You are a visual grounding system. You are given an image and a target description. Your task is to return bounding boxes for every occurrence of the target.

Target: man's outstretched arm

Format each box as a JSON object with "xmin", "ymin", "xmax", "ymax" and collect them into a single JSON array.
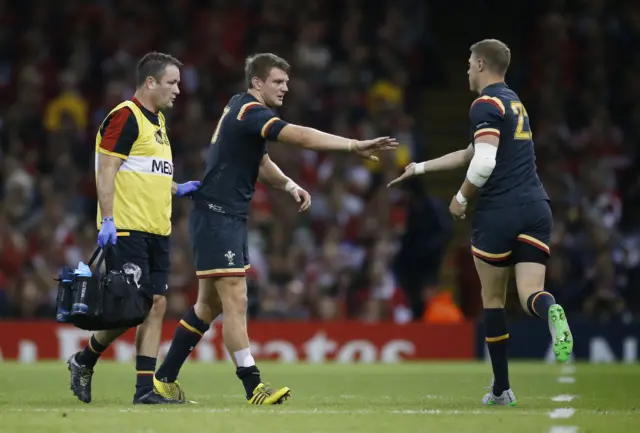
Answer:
[
  {"xmin": 387, "ymin": 144, "xmax": 475, "ymax": 187},
  {"xmin": 240, "ymin": 104, "xmax": 398, "ymax": 161}
]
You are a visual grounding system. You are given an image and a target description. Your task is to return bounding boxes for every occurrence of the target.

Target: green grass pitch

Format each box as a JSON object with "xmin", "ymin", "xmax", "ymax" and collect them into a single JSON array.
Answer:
[{"xmin": 0, "ymin": 361, "xmax": 638, "ymax": 433}]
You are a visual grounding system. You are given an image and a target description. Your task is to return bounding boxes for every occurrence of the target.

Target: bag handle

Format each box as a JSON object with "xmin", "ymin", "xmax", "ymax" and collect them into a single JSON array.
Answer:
[
  {"xmin": 87, "ymin": 245, "xmax": 115, "ymax": 278},
  {"xmin": 87, "ymin": 247, "xmax": 102, "ymax": 267}
]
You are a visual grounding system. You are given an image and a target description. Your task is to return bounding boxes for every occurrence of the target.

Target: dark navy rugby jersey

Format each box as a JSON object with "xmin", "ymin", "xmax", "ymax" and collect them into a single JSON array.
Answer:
[
  {"xmin": 469, "ymin": 82, "xmax": 548, "ymax": 209},
  {"xmin": 194, "ymin": 93, "xmax": 288, "ymax": 218}
]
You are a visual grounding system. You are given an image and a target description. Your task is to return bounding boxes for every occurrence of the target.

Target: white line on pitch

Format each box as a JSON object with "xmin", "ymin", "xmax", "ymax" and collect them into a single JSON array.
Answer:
[
  {"xmin": 557, "ymin": 376, "xmax": 576, "ymax": 384},
  {"xmin": 561, "ymin": 365, "xmax": 576, "ymax": 375},
  {"xmin": 549, "ymin": 427, "xmax": 578, "ymax": 433},
  {"xmin": 551, "ymin": 394, "xmax": 576, "ymax": 402},
  {"xmin": 9, "ymin": 407, "xmax": 618, "ymax": 416},
  {"xmin": 548, "ymin": 408, "xmax": 576, "ymax": 419},
  {"xmin": 2, "ymin": 408, "xmax": 540, "ymax": 415},
  {"xmin": 392, "ymin": 410, "xmax": 498, "ymax": 415}
]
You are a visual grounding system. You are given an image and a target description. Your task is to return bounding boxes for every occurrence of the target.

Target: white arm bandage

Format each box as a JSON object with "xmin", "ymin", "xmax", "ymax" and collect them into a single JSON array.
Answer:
[{"xmin": 466, "ymin": 142, "xmax": 497, "ymax": 187}]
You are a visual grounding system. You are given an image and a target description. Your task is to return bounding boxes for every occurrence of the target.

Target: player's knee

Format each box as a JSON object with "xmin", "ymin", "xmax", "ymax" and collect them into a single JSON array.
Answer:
[
  {"xmin": 194, "ymin": 301, "xmax": 216, "ymax": 323},
  {"xmin": 148, "ymin": 295, "xmax": 167, "ymax": 321},
  {"xmin": 481, "ymin": 288, "xmax": 506, "ymax": 309},
  {"xmin": 195, "ymin": 279, "xmax": 223, "ymax": 320},
  {"xmin": 201, "ymin": 289, "xmax": 222, "ymax": 312},
  {"xmin": 218, "ymin": 280, "xmax": 248, "ymax": 316},
  {"xmin": 224, "ymin": 291, "xmax": 248, "ymax": 317}
]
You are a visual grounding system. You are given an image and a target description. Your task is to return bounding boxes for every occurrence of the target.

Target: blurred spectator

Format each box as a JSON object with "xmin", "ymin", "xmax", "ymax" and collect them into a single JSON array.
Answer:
[{"xmin": 44, "ymin": 69, "xmax": 88, "ymax": 134}]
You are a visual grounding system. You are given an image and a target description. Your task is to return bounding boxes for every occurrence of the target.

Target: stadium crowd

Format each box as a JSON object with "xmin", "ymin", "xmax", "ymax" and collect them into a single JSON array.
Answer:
[
  {"xmin": 522, "ymin": 0, "xmax": 640, "ymax": 321},
  {"xmin": 0, "ymin": 0, "xmax": 639, "ymax": 322}
]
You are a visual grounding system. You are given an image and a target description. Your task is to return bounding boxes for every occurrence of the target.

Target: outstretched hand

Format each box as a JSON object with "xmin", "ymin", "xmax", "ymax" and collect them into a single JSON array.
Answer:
[
  {"xmin": 387, "ymin": 162, "xmax": 418, "ymax": 188},
  {"xmin": 353, "ymin": 137, "xmax": 399, "ymax": 161},
  {"xmin": 290, "ymin": 186, "xmax": 312, "ymax": 212}
]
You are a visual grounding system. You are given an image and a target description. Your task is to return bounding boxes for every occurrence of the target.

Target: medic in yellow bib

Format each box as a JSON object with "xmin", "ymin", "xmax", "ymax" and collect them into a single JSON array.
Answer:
[{"xmin": 67, "ymin": 52, "xmax": 200, "ymax": 405}]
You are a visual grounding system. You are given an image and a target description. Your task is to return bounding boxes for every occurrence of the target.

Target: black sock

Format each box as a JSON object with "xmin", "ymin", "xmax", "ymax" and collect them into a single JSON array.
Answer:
[
  {"xmin": 135, "ymin": 356, "xmax": 156, "ymax": 396},
  {"xmin": 484, "ymin": 308, "xmax": 510, "ymax": 395},
  {"xmin": 236, "ymin": 365, "xmax": 262, "ymax": 399},
  {"xmin": 155, "ymin": 307, "xmax": 210, "ymax": 383},
  {"xmin": 527, "ymin": 291, "xmax": 556, "ymax": 319},
  {"xmin": 76, "ymin": 335, "xmax": 108, "ymax": 368}
]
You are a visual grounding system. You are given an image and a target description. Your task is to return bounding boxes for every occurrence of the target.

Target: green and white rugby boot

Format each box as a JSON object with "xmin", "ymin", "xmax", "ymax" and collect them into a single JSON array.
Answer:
[{"xmin": 549, "ymin": 304, "xmax": 573, "ymax": 363}]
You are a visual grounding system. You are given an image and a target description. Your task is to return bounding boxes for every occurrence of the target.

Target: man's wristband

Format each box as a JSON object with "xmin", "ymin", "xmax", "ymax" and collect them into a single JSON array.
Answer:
[
  {"xmin": 455, "ymin": 191, "xmax": 468, "ymax": 205},
  {"xmin": 414, "ymin": 162, "xmax": 426, "ymax": 175},
  {"xmin": 101, "ymin": 217, "xmax": 114, "ymax": 223},
  {"xmin": 284, "ymin": 180, "xmax": 299, "ymax": 193}
]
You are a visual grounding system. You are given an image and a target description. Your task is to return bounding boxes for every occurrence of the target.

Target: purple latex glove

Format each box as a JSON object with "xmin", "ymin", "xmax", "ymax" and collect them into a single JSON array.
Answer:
[
  {"xmin": 97, "ymin": 217, "xmax": 117, "ymax": 247},
  {"xmin": 176, "ymin": 181, "xmax": 201, "ymax": 197}
]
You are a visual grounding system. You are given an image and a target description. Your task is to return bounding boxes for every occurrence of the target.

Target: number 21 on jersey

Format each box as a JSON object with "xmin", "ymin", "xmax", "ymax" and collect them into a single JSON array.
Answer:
[
  {"xmin": 211, "ymin": 106, "xmax": 231, "ymax": 145},
  {"xmin": 510, "ymin": 101, "xmax": 533, "ymax": 140}
]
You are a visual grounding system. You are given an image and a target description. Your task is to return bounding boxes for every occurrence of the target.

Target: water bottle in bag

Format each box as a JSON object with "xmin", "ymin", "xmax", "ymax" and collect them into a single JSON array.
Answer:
[{"xmin": 70, "ymin": 261, "xmax": 93, "ymax": 315}]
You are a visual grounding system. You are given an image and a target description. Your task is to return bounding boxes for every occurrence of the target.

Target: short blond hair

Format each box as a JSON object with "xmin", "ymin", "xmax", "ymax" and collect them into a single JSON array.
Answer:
[{"xmin": 470, "ymin": 39, "xmax": 511, "ymax": 75}]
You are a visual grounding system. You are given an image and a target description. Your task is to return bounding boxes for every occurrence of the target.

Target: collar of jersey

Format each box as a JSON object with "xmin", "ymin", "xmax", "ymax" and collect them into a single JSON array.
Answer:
[{"xmin": 131, "ymin": 97, "xmax": 160, "ymax": 126}]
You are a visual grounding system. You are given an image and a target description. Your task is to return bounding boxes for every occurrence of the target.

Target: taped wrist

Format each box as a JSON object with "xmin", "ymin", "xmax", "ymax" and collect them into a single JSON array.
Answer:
[
  {"xmin": 456, "ymin": 191, "xmax": 468, "ymax": 205},
  {"xmin": 284, "ymin": 179, "xmax": 299, "ymax": 193},
  {"xmin": 466, "ymin": 142, "xmax": 497, "ymax": 187}
]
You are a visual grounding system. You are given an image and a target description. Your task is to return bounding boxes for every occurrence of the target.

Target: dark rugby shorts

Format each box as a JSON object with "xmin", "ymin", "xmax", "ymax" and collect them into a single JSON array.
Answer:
[
  {"xmin": 471, "ymin": 200, "xmax": 552, "ymax": 267},
  {"xmin": 105, "ymin": 230, "xmax": 170, "ymax": 296},
  {"xmin": 189, "ymin": 204, "xmax": 250, "ymax": 279}
]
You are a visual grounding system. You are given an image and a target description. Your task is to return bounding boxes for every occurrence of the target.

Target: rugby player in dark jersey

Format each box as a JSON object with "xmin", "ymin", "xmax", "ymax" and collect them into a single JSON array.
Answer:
[
  {"xmin": 388, "ymin": 39, "xmax": 573, "ymax": 406},
  {"xmin": 152, "ymin": 53, "xmax": 398, "ymax": 405}
]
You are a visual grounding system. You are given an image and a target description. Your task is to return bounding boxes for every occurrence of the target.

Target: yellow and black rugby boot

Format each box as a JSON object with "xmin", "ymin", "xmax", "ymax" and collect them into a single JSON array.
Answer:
[
  {"xmin": 247, "ymin": 383, "xmax": 291, "ymax": 405},
  {"xmin": 152, "ymin": 375, "xmax": 188, "ymax": 403}
]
